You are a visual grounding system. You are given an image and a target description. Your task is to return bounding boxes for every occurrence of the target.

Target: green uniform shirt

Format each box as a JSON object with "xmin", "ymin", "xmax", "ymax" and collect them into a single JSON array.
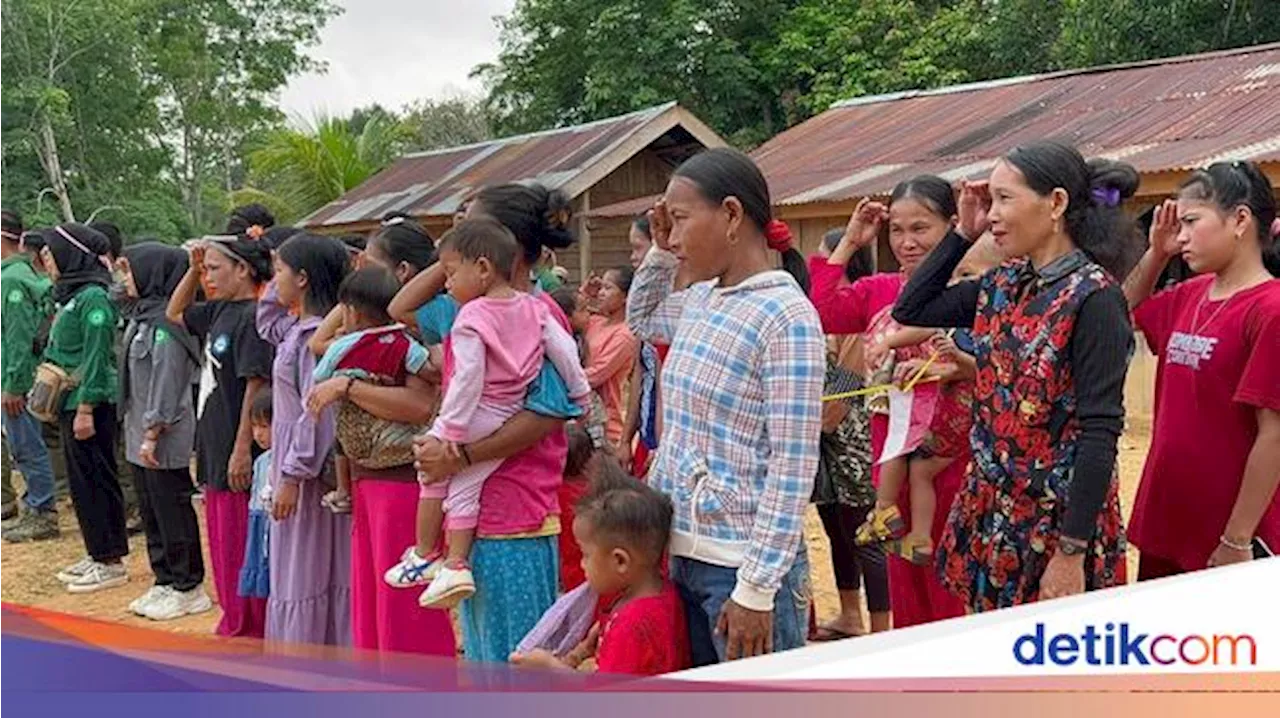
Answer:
[
  {"xmin": 43, "ymin": 284, "xmax": 119, "ymax": 409},
  {"xmin": 1, "ymin": 254, "xmax": 53, "ymax": 396}
]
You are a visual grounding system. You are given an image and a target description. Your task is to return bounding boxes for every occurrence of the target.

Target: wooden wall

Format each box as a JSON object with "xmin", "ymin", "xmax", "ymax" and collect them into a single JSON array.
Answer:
[
  {"xmin": 560, "ymin": 216, "xmax": 633, "ymax": 282},
  {"xmin": 561, "ymin": 148, "xmax": 676, "ymax": 282},
  {"xmin": 591, "ymin": 149, "xmax": 674, "ymax": 207}
]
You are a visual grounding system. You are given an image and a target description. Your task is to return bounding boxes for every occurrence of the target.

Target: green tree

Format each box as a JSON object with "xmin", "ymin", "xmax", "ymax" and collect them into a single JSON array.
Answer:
[
  {"xmin": 477, "ymin": 0, "xmax": 1280, "ymax": 148},
  {"xmin": 475, "ymin": 0, "xmax": 799, "ymax": 148},
  {"xmin": 139, "ymin": 0, "xmax": 340, "ymax": 231},
  {"xmin": 233, "ymin": 113, "xmax": 405, "ymax": 223},
  {"xmin": 399, "ymin": 94, "xmax": 494, "ymax": 152},
  {"xmin": 1, "ymin": 0, "xmax": 167, "ymax": 225}
]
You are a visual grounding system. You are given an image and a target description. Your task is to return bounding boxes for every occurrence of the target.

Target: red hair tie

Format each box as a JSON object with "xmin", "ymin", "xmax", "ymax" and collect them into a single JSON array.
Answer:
[
  {"xmin": 246, "ymin": 225, "xmax": 265, "ymax": 240},
  {"xmin": 1271, "ymin": 217, "xmax": 1280, "ymax": 239},
  {"xmin": 765, "ymin": 219, "xmax": 793, "ymax": 253}
]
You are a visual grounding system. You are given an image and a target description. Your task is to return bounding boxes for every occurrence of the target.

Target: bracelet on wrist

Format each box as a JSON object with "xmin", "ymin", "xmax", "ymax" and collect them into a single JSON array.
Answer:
[{"xmin": 1219, "ymin": 535, "xmax": 1252, "ymax": 552}]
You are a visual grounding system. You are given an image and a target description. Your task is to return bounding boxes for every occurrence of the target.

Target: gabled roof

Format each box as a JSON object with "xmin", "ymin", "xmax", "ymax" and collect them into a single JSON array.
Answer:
[
  {"xmin": 753, "ymin": 43, "xmax": 1280, "ymax": 205},
  {"xmin": 301, "ymin": 102, "xmax": 724, "ymax": 229}
]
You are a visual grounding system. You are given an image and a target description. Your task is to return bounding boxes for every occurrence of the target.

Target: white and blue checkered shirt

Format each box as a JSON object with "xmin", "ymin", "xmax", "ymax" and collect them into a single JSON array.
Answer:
[{"xmin": 626, "ymin": 247, "xmax": 824, "ymax": 611}]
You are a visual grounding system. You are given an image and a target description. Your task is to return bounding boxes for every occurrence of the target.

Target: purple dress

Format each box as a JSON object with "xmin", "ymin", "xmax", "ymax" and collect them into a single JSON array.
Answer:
[{"xmin": 257, "ymin": 284, "xmax": 352, "ymax": 646}]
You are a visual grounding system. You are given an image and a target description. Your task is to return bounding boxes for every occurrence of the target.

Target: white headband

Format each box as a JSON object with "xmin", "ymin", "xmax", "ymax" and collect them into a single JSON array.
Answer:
[{"xmin": 55, "ymin": 225, "xmax": 112, "ymax": 269}]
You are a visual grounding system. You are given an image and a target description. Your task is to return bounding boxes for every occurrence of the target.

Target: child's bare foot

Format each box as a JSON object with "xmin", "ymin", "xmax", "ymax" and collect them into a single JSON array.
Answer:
[{"xmin": 855, "ymin": 504, "xmax": 906, "ymax": 545}]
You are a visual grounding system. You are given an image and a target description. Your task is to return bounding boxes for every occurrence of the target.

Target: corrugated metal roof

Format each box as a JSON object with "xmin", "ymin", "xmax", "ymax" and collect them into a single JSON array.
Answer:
[
  {"xmin": 302, "ymin": 102, "xmax": 702, "ymax": 228},
  {"xmin": 755, "ymin": 43, "xmax": 1280, "ymax": 205}
]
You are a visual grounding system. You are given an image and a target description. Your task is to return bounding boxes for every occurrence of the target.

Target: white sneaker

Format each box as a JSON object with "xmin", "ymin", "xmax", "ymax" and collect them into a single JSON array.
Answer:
[
  {"xmin": 144, "ymin": 586, "xmax": 213, "ymax": 621},
  {"xmin": 55, "ymin": 556, "xmax": 95, "ymax": 584},
  {"xmin": 418, "ymin": 565, "xmax": 475, "ymax": 609},
  {"xmin": 384, "ymin": 546, "xmax": 443, "ymax": 588},
  {"xmin": 129, "ymin": 585, "xmax": 172, "ymax": 616},
  {"xmin": 65, "ymin": 561, "xmax": 129, "ymax": 594}
]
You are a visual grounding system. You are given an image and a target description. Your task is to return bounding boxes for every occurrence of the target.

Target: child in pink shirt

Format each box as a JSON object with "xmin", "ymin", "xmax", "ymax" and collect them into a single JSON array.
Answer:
[{"xmin": 388, "ymin": 219, "xmax": 591, "ymax": 609}]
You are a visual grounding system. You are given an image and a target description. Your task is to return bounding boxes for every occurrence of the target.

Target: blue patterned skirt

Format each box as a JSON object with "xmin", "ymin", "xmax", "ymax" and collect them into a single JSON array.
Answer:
[{"xmin": 459, "ymin": 535, "xmax": 559, "ymax": 663}]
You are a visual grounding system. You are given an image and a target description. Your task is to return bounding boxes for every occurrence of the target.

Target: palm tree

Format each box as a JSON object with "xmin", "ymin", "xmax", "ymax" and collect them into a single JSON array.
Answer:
[{"xmin": 231, "ymin": 112, "xmax": 407, "ymax": 223}]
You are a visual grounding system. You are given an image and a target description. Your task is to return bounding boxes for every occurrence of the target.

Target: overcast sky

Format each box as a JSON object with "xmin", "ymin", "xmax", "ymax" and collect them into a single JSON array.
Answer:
[{"xmin": 278, "ymin": 0, "xmax": 517, "ymax": 119}]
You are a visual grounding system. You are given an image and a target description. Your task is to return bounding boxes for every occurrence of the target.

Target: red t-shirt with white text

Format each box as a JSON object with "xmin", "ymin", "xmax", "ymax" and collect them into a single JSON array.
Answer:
[{"xmin": 1130, "ymin": 275, "xmax": 1280, "ymax": 570}]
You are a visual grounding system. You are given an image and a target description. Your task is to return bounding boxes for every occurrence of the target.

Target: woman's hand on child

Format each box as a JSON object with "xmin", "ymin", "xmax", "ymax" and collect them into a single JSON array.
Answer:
[
  {"xmin": 271, "ymin": 480, "xmax": 300, "ymax": 521},
  {"xmin": 414, "ymin": 435, "xmax": 464, "ymax": 482},
  {"xmin": 931, "ymin": 334, "xmax": 959, "ymax": 361},
  {"xmin": 892, "ymin": 359, "xmax": 926, "ymax": 387},
  {"xmin": 305, "ymin": 378, "xmax": 347, "ymax": 416},
  {"xmin": 716, "ymin": 599, "xmax": 774, "ymax": 660},
  {"xmin": 864, "ymin": 338, "xmax": 890, "ymax": 371}
]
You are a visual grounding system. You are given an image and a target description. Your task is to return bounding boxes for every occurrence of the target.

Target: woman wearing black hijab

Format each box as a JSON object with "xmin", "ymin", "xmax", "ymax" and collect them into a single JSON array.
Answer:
[
  {"xmin": 119, "ymin": 243, "xmax": 210, "ymax": 621},
  {"xmin": 38, "ymin": 223, "xmax": 130, "ymax": 593}
]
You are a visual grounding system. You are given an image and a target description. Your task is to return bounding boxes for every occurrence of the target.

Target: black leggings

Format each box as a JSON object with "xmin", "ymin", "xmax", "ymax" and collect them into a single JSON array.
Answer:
[
  {"xmin": 60, "ymin": 406, "xmax": 128, "ymax": 562},
  {"xmin": 817, "ymin": 502, "xmax": 891, "ymax": 613},
  {"xmin": 135, "ymin": 465, "xmax": 205, "ymax": 591}
]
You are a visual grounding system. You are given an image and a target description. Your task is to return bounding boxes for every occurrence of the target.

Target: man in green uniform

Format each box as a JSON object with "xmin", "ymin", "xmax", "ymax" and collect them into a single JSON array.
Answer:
[{"xmin": 1, "ymin": 211, "xmax": 60, "ymax": 541}]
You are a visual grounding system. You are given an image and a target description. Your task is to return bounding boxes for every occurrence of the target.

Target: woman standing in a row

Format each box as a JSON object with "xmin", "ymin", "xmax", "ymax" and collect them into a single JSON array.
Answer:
[
  {"xmin": 627, "ymin": 148, "xmax": 824, "ymax": 663},
  {"xmin": 894, "ymin": 141, "xmax": 1134, "ymax": 610},
  {"xmin": 259, "ymin": 234, "xmax": 352, "ymax": 646},
  {"xmin": 1124, "ymin": 160, "xmax": 1280, "ymax": 578},
  {"xmin": 810, "ymin": 177, "xmax": 968, "ymax": 628},
  {"xmin": 120, "ymin": 243, "xmax": 209, "ymax": 620},
  {"xmin": 41, "ymin": 224, "xmax": 130, "ymax": 593}
]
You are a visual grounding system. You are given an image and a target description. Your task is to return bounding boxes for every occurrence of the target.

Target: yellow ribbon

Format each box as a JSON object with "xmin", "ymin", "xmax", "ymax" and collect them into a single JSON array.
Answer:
[
  {"xmin": 821, "ymin": 374, "xmax": 940, "ymax": 402},
  {"xmin": 823, "ymin": 329, "xmax": 954, "ymax": 402}
]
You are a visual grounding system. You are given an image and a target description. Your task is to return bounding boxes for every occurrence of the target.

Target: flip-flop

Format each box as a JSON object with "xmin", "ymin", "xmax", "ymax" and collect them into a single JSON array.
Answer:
[{"xmin": 808, "ymin": 625, "xmax": 864, "ymax": 642}]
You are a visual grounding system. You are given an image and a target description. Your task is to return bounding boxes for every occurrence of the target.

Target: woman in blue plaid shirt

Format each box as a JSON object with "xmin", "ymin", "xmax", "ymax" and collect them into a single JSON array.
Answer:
[{"xmin": 626, "ymin": 148, "xmax": 825, "ymax": 664}]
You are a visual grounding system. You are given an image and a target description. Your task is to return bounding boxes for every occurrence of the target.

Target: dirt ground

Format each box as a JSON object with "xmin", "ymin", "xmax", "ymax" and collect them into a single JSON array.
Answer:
[{"xmin": 1, "ymin": 420, "xmax": 1152, "ymax": 636}]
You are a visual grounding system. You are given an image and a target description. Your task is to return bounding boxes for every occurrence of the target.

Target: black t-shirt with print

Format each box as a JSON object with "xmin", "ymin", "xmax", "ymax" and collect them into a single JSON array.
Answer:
[{"xmin": 185, "ymin": 300, "xmax": 273, "ymax": 491}]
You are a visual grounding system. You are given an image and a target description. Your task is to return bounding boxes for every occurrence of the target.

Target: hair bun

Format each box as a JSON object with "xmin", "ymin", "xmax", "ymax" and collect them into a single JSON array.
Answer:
[
  {"xmin": 539, "ymin": 188, "xmax": 575, "ymax": 250},
  {"xmin": 543, "ymin": 189, "xmax": 573, "ymax": 229},
  {"xmin": 1087, "ymin": 158, "xmax": 1140, "ymax": 203}
]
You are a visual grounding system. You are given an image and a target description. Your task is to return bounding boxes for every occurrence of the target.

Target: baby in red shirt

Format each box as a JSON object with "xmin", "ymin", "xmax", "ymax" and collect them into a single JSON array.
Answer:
[{"xmin": 511, "ymin": 463, "xmax": 690, "ymax": 676}]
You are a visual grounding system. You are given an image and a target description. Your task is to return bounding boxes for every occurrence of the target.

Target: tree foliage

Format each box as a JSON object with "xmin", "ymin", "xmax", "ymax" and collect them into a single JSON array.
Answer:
[
  {"xmin": 1, "ymin": 0, "xmax": 338, "ymax": 240},
  {"xmin": 477, "ymin": 0, "xmax": 1280, "ymax": 148},
  {"xmin": 2, "ymin": 0, "xmax": 1276, "ymax": 239},
  {"xmin": 233, "ymin": 113, "xmax": 407, "ymax": 223}
]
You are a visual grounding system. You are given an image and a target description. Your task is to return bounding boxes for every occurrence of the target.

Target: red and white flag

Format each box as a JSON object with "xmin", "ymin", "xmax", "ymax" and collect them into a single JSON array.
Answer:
[{"xmin": 876, "ymin": 383, "xmax": 941, "ymax": 465}]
